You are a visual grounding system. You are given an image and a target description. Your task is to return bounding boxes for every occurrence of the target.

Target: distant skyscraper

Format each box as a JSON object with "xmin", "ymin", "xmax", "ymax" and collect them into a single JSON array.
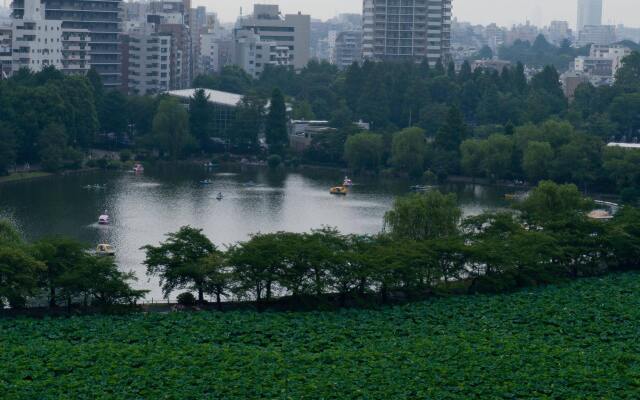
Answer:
[
  {"xmin": 577, "ymin": 0, "xmax": 603, "ymax": 32},
  {"xmin": 362, "ymin": 0, "xmax": 452, "ymax": 65}
]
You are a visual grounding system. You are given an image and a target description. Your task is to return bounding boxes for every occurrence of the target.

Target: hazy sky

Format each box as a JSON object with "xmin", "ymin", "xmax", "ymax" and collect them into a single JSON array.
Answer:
[{"xmin": 196, "ymin": 0, "xmax": 639, "ymax": 28}]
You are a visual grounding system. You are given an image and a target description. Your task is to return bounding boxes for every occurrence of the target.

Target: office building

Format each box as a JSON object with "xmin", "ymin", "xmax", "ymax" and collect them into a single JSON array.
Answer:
[
  {"xmin": 334, "ymin": 30, "xmax": 362, "ymax": 69},
  {"xmin": 547, "ymin": 21, "xmax": 572, "ymax": 44},
  {"xmin": 577, "ymin": 0, "xmax": 602, "ymax": 32},
  {"xmin": 362, "ymin": 0, "xmax": 452, "ymax": 65},
  {"xmin": 11, "ymin": 0, "xmax": 122, "ymax": 87},
  {"xmin": 237, "ymin": 4, "xmax": 310, "ymax": 70}
]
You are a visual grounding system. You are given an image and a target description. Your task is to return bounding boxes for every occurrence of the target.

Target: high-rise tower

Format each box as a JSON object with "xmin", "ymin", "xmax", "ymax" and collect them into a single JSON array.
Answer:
[
  {"xmin": 577, "ymin": 0, "xmax": 603, "ymax": 32},
  {"xmin": 362, "ymin": 0, "xmax": 452, "ymax": 65}
]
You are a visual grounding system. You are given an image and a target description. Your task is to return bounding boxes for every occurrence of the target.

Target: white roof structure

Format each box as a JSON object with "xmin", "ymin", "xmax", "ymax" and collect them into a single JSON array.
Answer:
[
  {"xmin": 165, "ymin": 88, "xmax": 243, "ymax": 108},
  {"xmin": 607, "ymin": 143, "xmax": 640, "ymax": 149}
]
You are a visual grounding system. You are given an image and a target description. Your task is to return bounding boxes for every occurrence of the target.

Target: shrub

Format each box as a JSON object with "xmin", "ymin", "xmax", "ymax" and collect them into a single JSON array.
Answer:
[
  {"xmin": 177, "ymin": 292, "xmax": 197, "ymax": 306},
  {"xmin": 267, "ymin": 154, "xmax": 282, "ymax": 169},
  {"xmin": 120, "ymin": 150, "xmax": 133, "ymax": 162}
]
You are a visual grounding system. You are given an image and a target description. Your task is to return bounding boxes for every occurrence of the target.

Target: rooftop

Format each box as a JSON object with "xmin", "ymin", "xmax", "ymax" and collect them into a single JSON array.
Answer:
[{"xmin": 165, "ymin": 88, "xmax": 243, "ymax": 108}]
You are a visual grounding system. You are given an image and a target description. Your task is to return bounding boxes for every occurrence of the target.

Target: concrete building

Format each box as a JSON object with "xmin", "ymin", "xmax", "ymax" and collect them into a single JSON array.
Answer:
[
  {"xmin": 577, "ymin": 25, "xmax": 617, "ymax": 47},
  {"xmin": 12, "ymin": 0, "xmax": 123, "ymax": 87},
  {"xmin": 123, "ymin": 24, "xmax": 172, "ymax": 95},
  {"xmin": 237, "ymin": 4, "xmax": 310, "ymax": 70},
  {"xmin": 234, "ymin": 28, "xmax": 290, "ymax": 78},
  {"xmin": 573, "ymin": 44, "xmax": 631, "ymax": 86},
  {"xmin": 471, "ymin": 59, "xmax": 511, "ymax": 72},
  {"xmin": 362, "ymin": 0, "xmax": 452, "ymax": 65},
  {"xmin": 11, "ymin": 0, "xmax": 63, "ymax": 73},
  {"xmin": 547, "ymin": 21, "xmax": 572, "ymax": 45},
  {"xmin": 334, "ymin": 30, "xmax": 362, "ymax": 69},
  {"xmin": 577, "ymin": 0, "xmax": 602, "ymax": 33},
  {"xmin": 0, "ymin": 24, "xmax": 11, "ymax": 78},
  {"xmin": 561, "ymin": 70, "xmax": 590, "ymax": 99}
]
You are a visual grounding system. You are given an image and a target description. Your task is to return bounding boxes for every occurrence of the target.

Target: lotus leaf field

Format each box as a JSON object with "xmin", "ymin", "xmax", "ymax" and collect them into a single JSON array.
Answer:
[{"xmin": 2, "ymin": 273, "xmax": 640, "ymax": 399}]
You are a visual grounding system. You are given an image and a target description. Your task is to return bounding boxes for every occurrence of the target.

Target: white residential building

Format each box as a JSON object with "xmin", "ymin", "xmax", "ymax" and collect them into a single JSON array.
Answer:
[
  {"xmin": 362, "ymin": 0, "xmax": 452, "ymax": 65},
  {"xmin": 126, "ymin": 24, "xmax": 172, "ymax": 95},
  {"xmin": 237, "ymin": 4, "xmax": 310, "ymax": 70},
  {"xmin": 234, "ymin": 28, "xmax": 290, "ymax": 78},
  {"xmin": 0, "ymin": 24, "xmax": 11, "ymax": 78},
  {"xmin": 11, "ymin": 0, "xmax": 63, "ymax": 73},
  {"xmin": 572, "ymin": 44, "xmax": 632, "ymax": 87},
  {"xmin": 334, "ymin": 30, "xmax": 362, "ymax": 69}
]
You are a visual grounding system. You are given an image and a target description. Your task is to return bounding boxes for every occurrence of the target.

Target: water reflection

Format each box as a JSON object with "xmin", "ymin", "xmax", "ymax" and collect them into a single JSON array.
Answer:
[{"xmin": 0, "ymin": 164, "xmax": 511, "ymax": 298}]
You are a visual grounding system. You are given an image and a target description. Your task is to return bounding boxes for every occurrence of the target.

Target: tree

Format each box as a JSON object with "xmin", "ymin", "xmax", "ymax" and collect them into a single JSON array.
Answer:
[
  {"xmin": 202, "ymin": 253, "xmax": 230, "ymax": 310},
  {"xmin": 189, "ymin": 89, "xmax": 212, "ymax": 152},
  {"xmin": 100, "ymin": 90, "xmax": 128, "ymax": 138},
  {"xmin": 523, "ymin": 141, "xmax": 553, "ymax": 182},
  {"xmin": 230, "ymin": 92, "xmax": 266, "ymax": 151},
  {"xmin": 0, "ymin": 123, "xmax": 16, "ymax": 175},
  {"xmin": 152, "ymin": 97, "xmax": 192, "ymax": 159},
  {"xmin": 391, "ymin": 127, "xmax": 426, "ymax": 176},
  {"xmin": 38, "ymin": 123, "xmax": 68, "ymax": 172},
  {"xmin": 384, "ymin": 190, "xmax": 462, "ymax": 241},
  {"xmin": 615, "ymin": 51, "xmax": 640, "ymax": 92},
  {"xmin": 517, "ymin": 181, "xmax": 593, "ymax": 227},
  {"xmin": 435, "ymin": 106, "xmax": 467, "ymax": 152},
  {"xmin": 609, "ymin": 93, "xmax": 640, "ymax": 136},
  {"xmin": 32, "ymin": 237, "xmax": 88, "ymax": 308},
  {"xmin": 265, "ymin": 88, "xmax": 288, "ymax": 153},
  {"xmin": 227, "ymin": 233, "xmax": 287, "ymax": 304},
  {"xmin": 483, "ymin": 134, "xmax": 514, "ymax": 180},
  {"xmin": 142, "ymin": 226, "xmax": 217, "ymax": 303},
  {"xmin": 460, "ymin": 139, "xmax": 487, "ymax": 178},
  {"xmin": 0, "ymin": 246, "xmax": 44, "ymax": 308},
  {"xmin": 478, "ymin": 45, "xmax": 494, "ymax": 60},
  {"xmin": 343, "ymin": 132, "xmax": 384, "ymax": 172}
]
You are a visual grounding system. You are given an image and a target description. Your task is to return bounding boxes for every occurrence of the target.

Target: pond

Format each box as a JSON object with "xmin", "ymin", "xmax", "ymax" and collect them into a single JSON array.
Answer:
[{"xmin": 0, "ymin": 164, "xmax": 512, "ymax": 299}]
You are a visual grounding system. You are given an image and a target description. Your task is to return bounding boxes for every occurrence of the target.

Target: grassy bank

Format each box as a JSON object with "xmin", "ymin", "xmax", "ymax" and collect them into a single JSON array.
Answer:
[
  {"xmin": 0, "ymin": 172, "xmax": 51, "ymax": 185},
  {"xmin": 2, "ymin": 273, "xmax": 640, "ymax": 399}
]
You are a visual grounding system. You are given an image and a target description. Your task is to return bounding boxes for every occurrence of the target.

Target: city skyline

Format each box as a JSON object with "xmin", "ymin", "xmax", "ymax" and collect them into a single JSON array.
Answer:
[{"xmin": 197, "ymin": 0, "xmax": 639, "ymax": 28}]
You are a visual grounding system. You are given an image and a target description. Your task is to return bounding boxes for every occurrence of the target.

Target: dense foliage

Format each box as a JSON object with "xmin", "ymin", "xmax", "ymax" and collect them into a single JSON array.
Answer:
[
  {"xmin": 0, "ymin": 222, "xmax": 145, "ymax": 309},
  {"xmin": 1, "ymin": 272, "xmax": 640, "ymax": 398}
]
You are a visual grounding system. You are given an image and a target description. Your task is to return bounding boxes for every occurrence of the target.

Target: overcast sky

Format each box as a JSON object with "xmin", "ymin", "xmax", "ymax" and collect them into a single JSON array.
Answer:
[{"xmin": 196, "ymin": 0, "xmax": 639, "ymax": 28}]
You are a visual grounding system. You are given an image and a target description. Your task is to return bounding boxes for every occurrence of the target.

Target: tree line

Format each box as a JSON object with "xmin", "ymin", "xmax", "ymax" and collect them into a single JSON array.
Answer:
[
  {"xmin": 0, "ymin": 67, "xmax": 290, "ymax": 174},
  {"xmin": 0, "ymin": 223, "xmax": 146, "ymax": 309}
]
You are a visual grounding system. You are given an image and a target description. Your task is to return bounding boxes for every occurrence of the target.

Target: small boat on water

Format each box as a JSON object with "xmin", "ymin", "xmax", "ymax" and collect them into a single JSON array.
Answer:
[
  {"xmin": 83, "ymin": 184, "xmax": 106, "ymax": 190},
  {"xmin": 98, "ymin": 212, "xmax": 110, "ymax": 225},
  {"xmin": 343, "ymin": 177, "xmax": 354, "ymax": 187},
  {"xmin": 330, "ymin": 186, "xmax": 348, "ymax": 195},
  {"xmin": 410, "ymin": 185, "xmax": 431, "ymax": 192},
  {"xmin": 95, "ymin": 244, "xmax": 115, "ymax": 257},
  {"xmin": 133, "ymin": 164, "xmax": 144, "ymax": 174},
  {"xmin": 216, "ymin": 193, "xmax": 224, "ymax": 201},
  {"xmin": 200, "ymin": 179, "xmax": 213, "ymax": 185}
]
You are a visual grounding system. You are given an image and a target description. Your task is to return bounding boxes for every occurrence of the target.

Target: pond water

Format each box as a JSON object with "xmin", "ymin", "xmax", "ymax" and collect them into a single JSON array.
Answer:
[{"xmin": 0, "ymin": 164, "xmax": 512, "ymax": 299}]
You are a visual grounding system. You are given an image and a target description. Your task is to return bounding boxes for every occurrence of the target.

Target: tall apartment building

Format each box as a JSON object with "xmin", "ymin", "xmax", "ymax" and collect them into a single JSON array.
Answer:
[
  {"xmin": 362, "ymin": 0, "xmax": 452, "ymax": 65},
  {"xmin": 577, "ymin": 0, "xmax": 602, "ymax": 33},
  {"xmin": 334, "ymin": 30, "xmax": 362, "ymax": 69},
  {"xmin": 237, "ymin": 4, "xmax": 310, "ymax": 70},
  {"xmin": 11, "ymin": 0, "xmax": 63, "ymax": 73},
  {"xmin": 124, "ymin": 24, "xmax": 172, "ymax": 95},
  {"xmin": 11, "ymin": 0, "xmax": 123, "ymax": 87},
  {"xmin": 0, "ymin": 24, "xmax": 11, "ymax": 78}
]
